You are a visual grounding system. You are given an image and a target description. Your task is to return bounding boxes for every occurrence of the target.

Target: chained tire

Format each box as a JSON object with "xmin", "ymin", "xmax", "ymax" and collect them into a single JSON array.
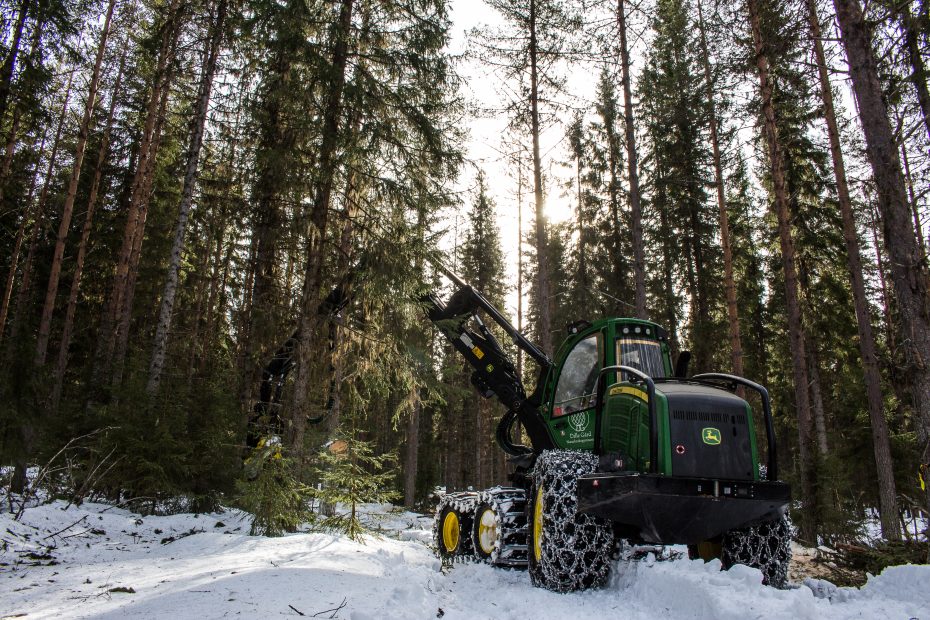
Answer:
[
  {"xmin": 472, "ymin": 486, "xmax": 528, "ymax": 567},
  {"xmin": 434, "ymin": 492, "xmax": 478, "ymax": 562},
  {"xmin": 528, "ymin": 450, "xmax": 615, "ymax": 592},
  {"xmin": 720, "ymin": 515, "xmax": 791, "ymax": 588}
]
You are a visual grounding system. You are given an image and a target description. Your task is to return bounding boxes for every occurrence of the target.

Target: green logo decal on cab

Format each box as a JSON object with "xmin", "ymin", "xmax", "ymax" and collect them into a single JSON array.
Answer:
[{"xmin": 702, "ymin": 427, "xmax": 721, "ymax": 446}]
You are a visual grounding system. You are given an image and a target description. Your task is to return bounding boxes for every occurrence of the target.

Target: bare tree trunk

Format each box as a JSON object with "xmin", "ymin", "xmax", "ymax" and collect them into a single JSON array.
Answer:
[
  {"xmin": 0, "ymin": 0, "xmax": 30, "ymax": 123},
  {"xmin": 0, "ymin": 14, "xmax": 42, "ymax": 203},
  {"xmin": 833, "ymin": 0, "xmax": 930, "ymax": 516},
  {"xmin": 517, "ymin": 149, "xmax": 523, "ymax": 380},
  {"xmin": 0, "ymin": 108, "xmax": 22, "ymax": 197},
  {"xmin": 290, "ymin": 0, "xmax": 355, "ymax": 453},
  {"xmin": 529, "ymin": 0, "xmax": 553, "ymax": 354},
  {"xmin": 0, "ymin": 126, "xmax": 46, "ymax": 346},
  {"xmin": 111, "ymin": 73, "xmax": 174, "ymax": 389},
  {"xmin": 147, "ymin": 0, "xmax": 227, "ymax": 396},
  {"xmin": 805, "ymin": 0, "xmax": 900, "ymax": 539},
  {"xmin": 8, "ymin": 71, "xmax": 75, "ymax": 343},
  {"xmin": 51, "ymin": 49, "xmax": 127, "ymax": 412},
  {"xmin": 95, "ymin": 0, "xmax": 183, "ymax": 385},
  {"xmin": 35, "ymin": 0, "xmax": 117, "ymax": 367},
  {"xmin": 617, "ymin": 0, "xmax": 646, "ymax": 319},
  {"xmin": 805, "ymin": 332, "xmax": 829, "ymax": 455},
  {"xmin": 404, "ymin": 397, "xmax": 420, "ymax": 508},
  {"xmin": 898, "ymin": 1, "xmax": 930, "ymax": 141},
  {"xmin": 604, "ymin": 103, "xmax": 626, "ymax": 316},
  {"xmin": 240, "ymin": 47, "xmax": 292, "ymax": 415},
  {"xmin": 696, "ymin": 0, "xmax": 743, "ymax": 378},
  {"xmin": 748, "ymin": 0, "xmax": 818, "ymax": 542},
  {"xmin": 901, "ymin": 145, "xmax": 926, "ymax": 259}
]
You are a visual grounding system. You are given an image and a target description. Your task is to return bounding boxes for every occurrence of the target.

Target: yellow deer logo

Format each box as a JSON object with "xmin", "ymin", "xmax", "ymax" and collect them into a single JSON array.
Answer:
[{"xmin": 702, "ymin": 427, "xmax": 721, "ymax": 446}]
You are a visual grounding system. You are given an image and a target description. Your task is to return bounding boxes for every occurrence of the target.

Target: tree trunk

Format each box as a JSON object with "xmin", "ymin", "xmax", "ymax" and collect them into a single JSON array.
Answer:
[
  {"xmin": 805, "ymin": 0, "xmax": 900, "ymax": 539},
  {"xmin": 147, "ymin": 0, "xmax": 228, "ymax": 396},
  {"xmin": 51, "ymin": 48, "xmax": 127, "ymax": 412},
  {"xmin": 517, "ymin": 149, "xmax": 524, "ymax": 380},
  {"xmin": 617, "ymin": 0, "xmax": 647, "ymax": 319},
  {"xmin": 833, "ymin": 0, "xmax": 930, "ymax": 516},
  {"xmin": 0, "ymin": 126, "xmax": 46, "ymax": 346},
  {"xmin": 8, "ymin": 71, "xmax": 75, "ymax": 344},
  {"xmin": 696, "ymin": 0, "xmax": 743, "ymax": 378},
  {"xmin": 748, "ymin": 0, "xmax": 818, "ymax": 542},
  {"xmin": 95, "ymin": 0, "xmax": 184, "ymax": 385},
  {"xmin": 0, "ymin": 0, "xmax": 30, "ymax": 123},
  {"xmin": 35, "ymin": 0, "xmax": 117, "ymax": 367},
  {"xmin": 290, "ymin": 0, "xmax": 355, "ymax": 453},
  {"xmin": 805, "ymin": 331, "xmax": 829, "ymax": 456},
  {"xmin": 529, "ymin": 0, "xmax": 553, "ymax": 355},
  {"xmin": 898, "ymin": 1, "xmax": 930, "ymax": 141},
  {"xmin": 240, "ymin": 47, "xmax": 292, "ymax": 416},
  {"xmin": 0, "ymin": 11, "xmax": 43, "ymax": 203},
  {"xmin": 0, "ymin": 107, "xmax": 22, "ymax": 200},
  {"xmin": 900, "ymin": 145, "xmax": 926, "ymax": 259},
  {"xmin": 111, "ymin": 70, "xmax": 174, "ymax": 388},
  {"xmin": 404, "ymin": 397, "xmax": 420, "ymax": 508}
]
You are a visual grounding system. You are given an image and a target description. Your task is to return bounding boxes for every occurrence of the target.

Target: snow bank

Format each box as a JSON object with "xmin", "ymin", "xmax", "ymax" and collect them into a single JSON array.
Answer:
[{"xmin": 3, "ymin": 501, "xmax": 928, "ymax": 619}]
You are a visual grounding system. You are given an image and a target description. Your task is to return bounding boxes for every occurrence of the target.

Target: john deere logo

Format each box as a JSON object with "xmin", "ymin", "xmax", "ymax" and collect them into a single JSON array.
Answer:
[
  {"xmin": 569, "ymin": 411, "xmax": 590, "ymax": 433},
  {"xmin": 702, "ymin": 427, "xmax": 722, "ymax": 445}
]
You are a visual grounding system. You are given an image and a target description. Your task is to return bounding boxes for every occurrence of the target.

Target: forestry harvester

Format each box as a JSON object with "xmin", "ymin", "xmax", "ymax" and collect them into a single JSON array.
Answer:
[{"xmin": 424, "ymin": 268, "xmax": 791, "ymax": 591}]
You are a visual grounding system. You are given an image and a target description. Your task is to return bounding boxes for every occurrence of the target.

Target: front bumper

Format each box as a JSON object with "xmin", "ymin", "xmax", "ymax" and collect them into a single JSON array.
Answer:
[{"xmin": 576, "ymin": 472, "xmax": 790, "ymax": 544}]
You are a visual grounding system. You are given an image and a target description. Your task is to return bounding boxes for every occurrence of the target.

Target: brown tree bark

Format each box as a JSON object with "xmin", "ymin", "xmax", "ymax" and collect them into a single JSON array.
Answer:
[
  {"xmin": 289, "ymin": 0, "xmax": 355, "ymax": 453},
  {"xmin": 0, "ymin": 108, "xmax": 22, "ymax": 198},
  {"xmin": 805, "ymin": 0, "xmax": 900, "ymax": 539},
  {"xmin": 897, "ymin": 1, "xmax": 930, "ymax": 141},
  {"xmin": 617, "ymin": 0, "xmax": 647, "ymax": 319},
  {"xmin": 696, "ymin": 0, "xmax": 743, "ymax": 378},
  {"xmin": 95, "ymin": 0, "xmax": 184, "ymax": 385},
  {"xmin": 0, "ymin": 10, "xmax": 43, "ymax": 203},
  {"xmin": 239, "ymin": 39, "xmax": 296, "ymax": 415},
  {"xmin": 833, "ymin": 0, "xmax": 930, "ymax": 516},
  {"xmin": 0, "ymin": 126, "xmax": 46, "ymax": 346},
  {"xmin": 110, "ymin": 70, "xmax": 174, "ymax": 389},
  {"xmin": 147, "ymin": 0, "xmax": 228, "ymax": 396},
  {"xmin": 900, "ymin": 145, "xmax": 926, "ymax": 259},
  {"xmin": 0, "ymin": 0, "xmax": 30, "ymax": 123},
  {"xmin": 748, "ymin": 0, "xmax": 818, "ymax": 542},
  {"xmin": 601, "ymin": 88, "xmax": 627, "ymax": 316},
  {"xmin": 404, "ymin": 397, "xmax": 421, "ymax": 507},
  {"xmin": 529, "ymin": 0, "xmax": 553, "ymax": 354},
  {"xmin": 35, "ymin": 0, "xmax": 117, "ymax": 367},
  {"xmin": 51, "ymin": 51, "xmax": 126, "ymax": 412},
  {"xmin": 805, "ymin": 331, "xmax": 829, "ymax": 455},
  {"xmin": 8, "ymin": 71, "xmax": 75, "ymax": 343}
]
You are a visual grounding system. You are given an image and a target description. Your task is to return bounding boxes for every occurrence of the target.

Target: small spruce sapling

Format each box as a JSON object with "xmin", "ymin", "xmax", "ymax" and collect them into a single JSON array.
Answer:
[
  {"xmin": 237, "ymin": 443, "xmax": 314, "ymax": 536},
  {"xmin": 313, "ymin": 417, "xmax": 399, "ymax": 542}
]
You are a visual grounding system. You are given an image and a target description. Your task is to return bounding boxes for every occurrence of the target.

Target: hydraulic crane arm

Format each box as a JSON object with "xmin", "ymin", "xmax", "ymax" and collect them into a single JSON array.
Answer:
[{"xmin": 422, "ymin": 266, "xmax": 555, "ymax": 455}]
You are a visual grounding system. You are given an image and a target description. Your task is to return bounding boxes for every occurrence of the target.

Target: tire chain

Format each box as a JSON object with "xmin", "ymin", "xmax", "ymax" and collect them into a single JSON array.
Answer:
[
  {"xmin": 722, "ymin": 515, "xmax": 792, "ymax": 588},
  {"xmin": 474, "ymin": 486, "xmax": 528, "ymax": 567},
  {"xmin": 530, "ymin": 450, "xmax": 614, "ymax": 592},
  {"xmin": 432, "ymin": 491, "xmax": 478, "ymax": 563}
]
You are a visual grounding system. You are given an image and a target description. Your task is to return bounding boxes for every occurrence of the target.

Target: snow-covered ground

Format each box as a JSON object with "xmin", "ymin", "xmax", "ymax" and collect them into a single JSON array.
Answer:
[{"xmin": 3, "ymin": 500, "xmax": 928, "ymax": 619}]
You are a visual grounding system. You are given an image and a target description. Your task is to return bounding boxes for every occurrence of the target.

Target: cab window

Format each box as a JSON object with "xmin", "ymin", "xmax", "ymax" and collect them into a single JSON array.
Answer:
[
  {"xmin": 553, "ymin": 334, "xmax": 600, "ymax": 417},
  {"xmin": 616, "ymin": 337, "xmax": 665, "ymax": 378}
]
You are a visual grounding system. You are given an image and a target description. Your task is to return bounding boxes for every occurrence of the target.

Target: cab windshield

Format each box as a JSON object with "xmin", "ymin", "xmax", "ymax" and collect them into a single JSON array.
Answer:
[{"xmin": 616, "ymin": 337, "xmax": 665, "ymax": 379}]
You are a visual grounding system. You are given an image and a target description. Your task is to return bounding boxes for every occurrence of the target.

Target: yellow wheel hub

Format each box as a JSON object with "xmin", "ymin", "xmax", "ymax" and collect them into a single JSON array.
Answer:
[
  {"xmin": 442, "ymin": 511, "xmax": 460, "ymax": 553},
  {"xmin": 477, "ymin": 508, "xmax": 498, "ymax": 555},
  {"xmin": 533, "ymin": 484, "xmax": 544, "ymax": 561}
]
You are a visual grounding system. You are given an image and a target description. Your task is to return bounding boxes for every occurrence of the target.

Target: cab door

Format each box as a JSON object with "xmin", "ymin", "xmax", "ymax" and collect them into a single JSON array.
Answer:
[{"xmin": 546, "ymin": 330, "xmax": 604, "ymax": 450}]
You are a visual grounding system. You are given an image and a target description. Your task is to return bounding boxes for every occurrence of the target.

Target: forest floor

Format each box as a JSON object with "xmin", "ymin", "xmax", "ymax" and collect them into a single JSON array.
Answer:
[{"xmin": 2, "ymin": 499, "xmax": 928, "ymax": 619}]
